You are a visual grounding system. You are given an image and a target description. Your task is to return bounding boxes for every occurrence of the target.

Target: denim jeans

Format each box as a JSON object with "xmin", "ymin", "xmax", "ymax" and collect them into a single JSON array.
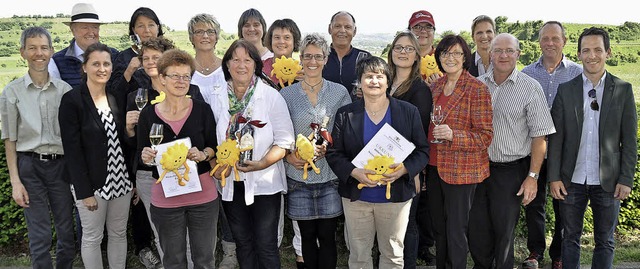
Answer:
[
  {"xmin": 560, "ymin": 183, "xmax": 620, "ymax": 269},
  {"xmin": 18, "ymin": 154, "xmax": 75, "ymax": 269},
  {"xmin": 151, "ymin": 199, "xmax": 219, "ymax": 269},
  {"xmin": 286, "ymin": 178, "xmax": 342, "ymax": 220},
  {"xmin": 222, "ymin": 181, "xmax": 281, "ymax": 269}
]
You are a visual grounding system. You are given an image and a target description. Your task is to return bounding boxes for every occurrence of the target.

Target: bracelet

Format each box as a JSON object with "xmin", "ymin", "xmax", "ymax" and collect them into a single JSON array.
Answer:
[{"xmin": 203, "ymin": 150, "xmax": 210, "ymax": 161}]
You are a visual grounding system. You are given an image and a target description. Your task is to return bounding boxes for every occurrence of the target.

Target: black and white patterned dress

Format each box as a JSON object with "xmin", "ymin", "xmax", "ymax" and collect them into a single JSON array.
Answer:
[{"xmin": 95, "ymin": 108, "xmax": 132, "ymax": 200}]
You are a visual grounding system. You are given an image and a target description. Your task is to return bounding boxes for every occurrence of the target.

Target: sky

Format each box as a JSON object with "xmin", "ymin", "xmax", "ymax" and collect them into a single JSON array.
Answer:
[{"xmin": 3, "ymin": 0, "xmax": 638, "ymax": 35}]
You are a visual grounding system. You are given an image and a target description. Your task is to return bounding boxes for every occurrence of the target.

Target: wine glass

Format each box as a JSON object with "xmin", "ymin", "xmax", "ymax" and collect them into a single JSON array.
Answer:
[
  {"xmin": 135, "ymin": 88, "xmax": 148, "ymax": 111},
  {"xmin": 430, "ymin": 105, "xmax": 444, "ymax": 144},
  {"xmin": 130, "ymin": 34, "xmax": 141, "ymax": 54},
  {"xmin": 148, "ymin": 123, "xmax": 164, "ymax": 165}
]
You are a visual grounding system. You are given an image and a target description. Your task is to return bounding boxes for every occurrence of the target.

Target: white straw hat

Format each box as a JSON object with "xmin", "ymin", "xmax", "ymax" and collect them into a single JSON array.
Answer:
[{"xmin": 63, "ymin": 3, "xmax": 105, "ymax": 25}]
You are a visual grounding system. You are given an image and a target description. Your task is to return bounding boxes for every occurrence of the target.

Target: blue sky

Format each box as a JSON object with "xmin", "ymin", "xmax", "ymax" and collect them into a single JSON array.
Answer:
[{"xmin": 3, "ymin": 0, "xmax": 637, "ymax": 34}]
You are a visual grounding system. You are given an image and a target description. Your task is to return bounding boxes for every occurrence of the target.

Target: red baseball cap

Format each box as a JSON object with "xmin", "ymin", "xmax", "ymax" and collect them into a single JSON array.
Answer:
[{"xmin": 409, "ymin": 10, "xmax": 435, "ymax": 29}]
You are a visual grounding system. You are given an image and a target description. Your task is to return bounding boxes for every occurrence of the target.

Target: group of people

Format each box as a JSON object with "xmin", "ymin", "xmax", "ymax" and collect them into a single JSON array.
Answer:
[{"xmin": 1, "ymin": 3, "xmax": 636, "ymax": 269}]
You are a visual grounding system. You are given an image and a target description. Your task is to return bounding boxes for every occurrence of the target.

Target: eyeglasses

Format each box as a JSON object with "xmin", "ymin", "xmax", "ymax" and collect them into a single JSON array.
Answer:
[
  {"xmin": 301, "ymin": 54, "xmax": 325, "ymax": 61},
  {"xmin": 440, "ymin": 51, "xmax": 464, "ymax": 59},
  {"xmin": 165, "ymin": 74, "xmax": 192, "ymax": 82},
  {"xmin": 492, "ymin": 48, "xmax": 518, "ymax": 56},
  {"xmin": 588, "ymin": 89, "xmax": 599, "ymax": 111},
  {"xmin": 193, "ymin": 29, "xmax": 216, "ymax": 37},
  {"xmin": 392, "ymin": 45, "xmax": 416, "ymax": 53},
  {"xmin": 411, "ymin": 25, "xmax": 434, "ymax": 32}
]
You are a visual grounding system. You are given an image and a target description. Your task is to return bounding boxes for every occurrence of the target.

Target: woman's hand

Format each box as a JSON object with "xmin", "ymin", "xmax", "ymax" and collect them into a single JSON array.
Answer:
[
  {"xmin": 83, "ymin": 196, "xmax": 98, "ymax": 211},
  {"xmin": 125, "ymin": 110, "xmax": 140, "ymax": 136},
  {"xmin": 124, "ymin": 57, "xmax": 141, "ymax": 82},
  {"xmin": 285, "ymin": 151, "xmax": 307, "ymax": 170},
  {"xmin": 211, "ymin": 163, "xmax": 232, "ymax": 180},
  {"xmin": 236, "ymin": 159, "xmax": 267, "ymax": 173},
  {"xmin": 426, "ymin": 73, "xmax": 442, "ymax": 85},
  {"xmin": 351, "ymin": 168, "xmax": 378, "ymax": 188},
  {"xmin": 433, "ymin": 124, "xmax": 453, "ymax": 141},
  {"xmin": 187, "ymin": 147, "xmax": 207, "ymax": 163},
  {"xmin": 314, "ymin": 144, "xmax": 327, "ymax": 160},
  {"xmin": 131, "ymin": 188, "xmax": 140, "ymax": 205},
  {"xmin": 380, "ymin": 163, "xmax": 408, "ymax": 184},
  {"xmin": 141, "ymin": 146, "xmax": 157, "ymax": 165}
]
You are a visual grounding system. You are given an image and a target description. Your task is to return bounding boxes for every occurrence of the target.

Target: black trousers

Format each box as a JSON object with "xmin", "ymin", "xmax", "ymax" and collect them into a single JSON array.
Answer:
[
  {"xmin": 297, "ymin": 217, "xmax": 339, "ymax": 269},
  {"xmin": 469, "ymin": 157, "xmax": 529, "ymax": 269}
]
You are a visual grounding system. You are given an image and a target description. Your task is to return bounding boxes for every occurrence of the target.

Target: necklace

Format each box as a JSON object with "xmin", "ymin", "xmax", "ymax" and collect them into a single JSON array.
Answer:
[
  {"xmin": 303, "ymin": 80, "xmax": 322, "ymax": 93},
  {"xmin": 195, "ymin": 58, "xmax": 218, "ymax": 74},
  {"xmin": 365, "ymin": 104, "xmax": 387, "ymax": 116}
]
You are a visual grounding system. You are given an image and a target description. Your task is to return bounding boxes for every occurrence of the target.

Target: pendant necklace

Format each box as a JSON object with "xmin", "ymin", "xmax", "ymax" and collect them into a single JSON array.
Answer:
[{"xmin": 303, "ymin": 80, "xmax": 322, "ymax": 93}]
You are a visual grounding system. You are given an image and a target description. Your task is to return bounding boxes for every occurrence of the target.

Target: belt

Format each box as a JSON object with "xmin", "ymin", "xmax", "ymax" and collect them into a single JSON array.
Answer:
[
  {"xmin": 19, "ymin": 152, "xmax": 64, "ymax": 161},
  {"xmin": 489, "ymin": 156, "xmax": 529, "ymax": 167}
]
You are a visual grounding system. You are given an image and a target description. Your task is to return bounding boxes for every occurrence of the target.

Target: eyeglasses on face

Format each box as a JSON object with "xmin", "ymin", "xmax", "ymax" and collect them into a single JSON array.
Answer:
[
  {"xmin": 492, "ymin": 48, "xmax": 518, "ymax": 56},
  {"xmin": 301, "ymin": 54, "xmax": 326, "ymax": 61},
  {"xmin": 193, "ymin": 29, "xmax": 216, "ymax": 37},
  {"xmin": 588, "ymin": 89, "xmax": 599, "ymax": 111},
  {"xmin": 440, "ymin": 51, "xmax": 464, "ymax": 59},
  {"xmin": 411, "ymin": 25, "xmax": 434, "ymax": 32},
  {"xmin": 165, "ymin": 74, "xmax": 192, "ymax": 82},
  {"xmin": 392, "ymin": 45, "xmax": 416, "ymax": 53}
]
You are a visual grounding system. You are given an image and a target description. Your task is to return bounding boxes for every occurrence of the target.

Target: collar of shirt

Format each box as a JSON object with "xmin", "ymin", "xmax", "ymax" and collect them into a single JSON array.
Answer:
[
  {"xmin": 23, "ymin": 72, "xmax": 53, "ymax": 91},
  {"xmin": 72, "ymin": 41, "xmax": 85, "ymax": 61}
]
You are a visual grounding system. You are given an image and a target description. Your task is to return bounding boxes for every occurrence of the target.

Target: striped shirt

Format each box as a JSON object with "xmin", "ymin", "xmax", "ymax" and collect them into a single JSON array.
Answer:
[
  {"xmin": 478, "ymin": 68, "xmax": 556, "ymax": 162},
  {"xmin": 521, "ymin": 56, "xmax": 583, "ymax": 108},
  {"xmin": 280, "ymin": 79, "xmax": 351, "ymax": 184}
]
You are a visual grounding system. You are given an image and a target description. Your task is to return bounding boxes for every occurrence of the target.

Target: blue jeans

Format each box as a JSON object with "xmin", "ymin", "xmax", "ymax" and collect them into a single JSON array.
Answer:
[
  {"xmin": 151, "ymin": 199, "xmax": 219, "ymax": 269},
  {"xmin": 560, "ymin": 183, "xmax": 620, "ymax": 269},
  {"xmin": 18, "ymin": 154, "xmax": 75, "ymax": 269},
  {"xmin": 222, "ymin": 181, "xmax": 281, "ymax": 269}
]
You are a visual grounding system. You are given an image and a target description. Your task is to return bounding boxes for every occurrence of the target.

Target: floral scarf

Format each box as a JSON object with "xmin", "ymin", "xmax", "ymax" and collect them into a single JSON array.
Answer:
[{"xmin": 227, "ymin": 75, "xmax": 257, "ymax": 115}]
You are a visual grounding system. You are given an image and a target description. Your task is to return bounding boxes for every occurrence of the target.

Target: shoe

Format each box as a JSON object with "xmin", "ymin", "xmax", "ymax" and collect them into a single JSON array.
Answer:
[
  {"xmin": 218, "ymin": 240, "xmax": 238, "ymax": 269},
  {"xmin": 419, "ymin": 248, "xmax": 436, "ymax": 266},
  {"xmin": 521, "ymin": 252, "xmax": 542, "ymax": 269},
  {"xmin": 551, "ymin": 259, "xmax": 562, "ymax": 269},
  {"xmin": 139, "ymin": 247, "xmax": 163, "ymax": 269}
]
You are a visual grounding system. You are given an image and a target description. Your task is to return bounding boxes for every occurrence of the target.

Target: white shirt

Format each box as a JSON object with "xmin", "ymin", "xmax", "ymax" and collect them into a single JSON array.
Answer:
[
  {"xmin": 207, "ymin": 79, "xmax": 295, "ymax": 205},
  {"xmin": 191, "ymin": 67, "xmax": 225, "ymax": 105}
]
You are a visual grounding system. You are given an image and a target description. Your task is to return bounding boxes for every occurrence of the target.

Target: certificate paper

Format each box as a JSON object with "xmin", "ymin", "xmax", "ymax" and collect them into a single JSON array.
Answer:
[
  {"xmin": 351, "ymin": 123, "xmax": 416, "ymax": 168},
  {"xmin": 154, "ymin": 137, "xmax": 202, "ymax": 198}
]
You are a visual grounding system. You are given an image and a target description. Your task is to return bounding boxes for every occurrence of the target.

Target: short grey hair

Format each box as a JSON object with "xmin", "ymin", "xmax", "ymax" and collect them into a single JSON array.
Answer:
[
  {"xmin": 299, "ymin": 33, "xmax": 330, "ymax": 57},
  {"xmin": 20, "ymin": 26, "xmax": 52, "ymax": 49},
  {"xmin": 188, "ymin": 13, "xmax": 221, "ymax": 44}
]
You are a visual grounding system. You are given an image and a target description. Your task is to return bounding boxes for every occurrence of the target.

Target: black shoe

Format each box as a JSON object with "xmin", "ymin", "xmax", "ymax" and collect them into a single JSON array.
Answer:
[
  {"xmin": 296, "ymin": 261, "xmax": 306, "ymax": 269},
  {"xmin": 522, "ymin": 252, "xmax": 543, "ymax": 269}
]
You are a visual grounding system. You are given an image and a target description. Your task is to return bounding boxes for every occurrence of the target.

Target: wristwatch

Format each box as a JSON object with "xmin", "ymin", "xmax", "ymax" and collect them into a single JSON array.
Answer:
[{"xmin": 528, "ymin": 171, "xmax": 539, "ymax": 180}]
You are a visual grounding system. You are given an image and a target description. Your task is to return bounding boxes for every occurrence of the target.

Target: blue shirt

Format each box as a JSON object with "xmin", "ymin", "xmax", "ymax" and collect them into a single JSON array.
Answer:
[
  {"xmin": 359, "ymin": 106, "xmax": 391, "ymax": 203},
  {"xmin": 322, "ymin": 46, "xmax": 370, "ymax": 101},
  {"xmin": 572, "ymin": 73, "xmax": 605, "ymax": 185},
  {"xmin": 521, "ymin": 56, "xmax": 583, "ymax": 108}
]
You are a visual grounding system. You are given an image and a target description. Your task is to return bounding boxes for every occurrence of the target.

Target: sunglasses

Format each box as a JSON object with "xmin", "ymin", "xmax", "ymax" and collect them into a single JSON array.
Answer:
[{"xmin": 588, "ymin": 89, "xmax": 599, "ymax": 111}]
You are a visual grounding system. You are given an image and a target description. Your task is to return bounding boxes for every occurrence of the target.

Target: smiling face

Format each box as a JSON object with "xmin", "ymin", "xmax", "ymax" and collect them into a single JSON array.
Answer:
[
  {"xmin": 440, "ymin": 44, "xmax": 465, "ymax": 75},
  {"xmin": 328, "ymin": 13, "xmax": 355, "ymax": 49},
  {"xmin": 539, "ymin": 23, "xmax": 566, "ymax": 61},
  {"xmin": 160, "ymin": 64, "xmax": 192, "ymax": 98},
  {"xmin": 70, "ymin": 22, "xmax": 100, "ymax": 51},
  {"xmin": 216, "ymin": 139, "xmax": 240, "ymax": 165},
  {"xmin": 141, "ymin": 48, "xmax": 162, "ymax": 77},
  {"xmin": 360, "ymin": 70, "xmax": 388, "ymax": 99},
  {"xmin": 227, "ymin": 47, "xmax": 256, "ymax": 85},
  {"xmin": 83, "ymin": 50, "xmax": 112, "ymax": 85},
  {"xmin": 133, "ymin": 15, "xmax": 159, "ymax": 42},
  {"xmin": 490, "ymin": 35, "xmax": 520, "ymax": 77},
  {"xmin": 300, "ymin": 44, "xmax": 326, "ymax": 79},
  {"xmin": 242, "ymin": 18, "xmax": 264, "ymax": 45},
  {"xmin": 391, "ymin": 36, "xmax": 418, "ymax": 69},
  {"xmin": 411, "ymin": 22, "xmax": 435, "ymax": 54},
  {"xmin": 191, "ymin": 22, "xmax": 218, "ymax": 52},
  {"xmin": 578, "ymin": 34, "xmax": 610, "ymax": 79},
  {"xmin": 271, "ymin": 27, "xmax": 294, "ymax": 58},
  {"xmin": 473, "ymin": 21, "xmax": 494, "ymax": 52},
  {"xmin": 21, "ymin": 35, "xmax": 52, "ymax": 73}
]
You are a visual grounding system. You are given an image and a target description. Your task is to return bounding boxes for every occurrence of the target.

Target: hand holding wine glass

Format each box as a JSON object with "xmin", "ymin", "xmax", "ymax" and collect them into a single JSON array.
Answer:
[
  {"xmin": 430, "ymin": 105, "xmax": 444, "ymax": 144},
  {"xmin": 135, "ymin": 88, "xmax": 148, "ymax": 111},
  {"xmin": 130, "ymin": 34, "xmax": 141, "ymax": 54},
  {"xmin": 148, "ymin": 123, "xmax": 164, "ymax": 165}
]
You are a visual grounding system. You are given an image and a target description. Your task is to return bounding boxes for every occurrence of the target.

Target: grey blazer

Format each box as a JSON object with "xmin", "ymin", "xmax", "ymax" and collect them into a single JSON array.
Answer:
[{"xmin": 547, "ymin": 73, "xmax": 637, "ymax": 192}]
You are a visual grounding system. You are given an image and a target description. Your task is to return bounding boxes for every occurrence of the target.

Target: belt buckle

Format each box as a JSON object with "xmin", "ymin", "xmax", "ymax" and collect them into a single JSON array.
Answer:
[{"xmin": 39, "ymin": 153, "xmax": 55, "ymax": 161}]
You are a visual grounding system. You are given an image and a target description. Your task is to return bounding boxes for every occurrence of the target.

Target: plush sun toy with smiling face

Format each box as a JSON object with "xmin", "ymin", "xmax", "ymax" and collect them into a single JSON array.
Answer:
[
  {"xmin": 357, "ymin": 155, "xmax": 402, "ymax": 199},
  {"xmin": 295, "ymin": 134, "xmax": 320, "ymax": 180},
  {"xmin": 157, "ymin": 142, "xmax": 190, "ymax": 186},
  {"xmin": 420, "ymin": 54, "xmax": 442, "ymax": 79},
  {"xmin": 271, "ymin": 55, "xmax": 302, "ymax": 88},
  {"xmin": 209, "ymin": 138, "xmax": 252, "ymax": 187}
]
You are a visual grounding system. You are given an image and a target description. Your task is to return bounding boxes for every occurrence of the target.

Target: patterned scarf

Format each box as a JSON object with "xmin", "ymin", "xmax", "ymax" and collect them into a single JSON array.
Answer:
[{"xmin": 227, "ymin": 75, "xmax": 257, "ymax": 115}]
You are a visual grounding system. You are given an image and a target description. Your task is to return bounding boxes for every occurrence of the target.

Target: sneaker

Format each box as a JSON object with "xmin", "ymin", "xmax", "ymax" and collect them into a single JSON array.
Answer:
[
  {"xmin": 139, "ymin": 247, "xmax": 163, "ymax": 269},
  {"xmin": 552, "ymin": 259, "xmax": 562, "ymax": 269},
  {"xmin": 521, "ymin": 252, "xmax": 542, "ymax": 269}
]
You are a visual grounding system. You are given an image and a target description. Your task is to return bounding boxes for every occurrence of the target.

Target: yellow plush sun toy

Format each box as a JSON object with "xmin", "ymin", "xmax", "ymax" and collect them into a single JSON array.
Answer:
[
  {"xmin": 157, "ymin": 142, "xmax": 190, "ymax": 186},
  {"xmin": 271, "ymin": 55, "xmax": 302, "ymax": 88},
  {"xmin": 209, "ymin": 138, "xmax": 252, "ymax": 187},
  {"xmin": 295, "ymin": 134, "xmax": 320, "ymax": 180},
  {"xmin": 420, "ymin": 54, "xmax": 443, "ymax": 78},
  {"xmin": 358, "ymin": 155, "xmax": 403, "ymax": 199}
]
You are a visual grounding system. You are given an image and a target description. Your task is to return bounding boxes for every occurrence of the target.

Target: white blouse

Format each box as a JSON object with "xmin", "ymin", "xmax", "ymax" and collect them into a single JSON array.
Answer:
[{"xmin": 207, "ymin": 79, "xmax": 295, "ymax": 205}]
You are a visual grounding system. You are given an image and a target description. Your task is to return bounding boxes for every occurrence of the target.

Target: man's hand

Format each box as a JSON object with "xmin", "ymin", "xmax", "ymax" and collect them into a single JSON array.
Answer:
[
  {"xmin": 614, "ymin": 184, "xmax": 632, "ymax": 200},
  {"xmin": 12, "ymin": 182, "xmax": 29, "ymax": 208},
  {"xmin": 517, "ymin": 176, "xmax": 538, "ymax": 206},
  {"xmin": 549, "ymin": 181, "xmax": 567, "ymax": 200},
  {"xmin": 83, "ymin": 196, "xmax": 98, "ymax": 211}
]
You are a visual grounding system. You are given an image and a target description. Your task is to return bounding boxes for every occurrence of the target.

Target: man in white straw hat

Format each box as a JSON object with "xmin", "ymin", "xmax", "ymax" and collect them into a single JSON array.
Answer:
[{"xmin": 51, "ymin": 3, "xmax": 119, "ymax": 88}]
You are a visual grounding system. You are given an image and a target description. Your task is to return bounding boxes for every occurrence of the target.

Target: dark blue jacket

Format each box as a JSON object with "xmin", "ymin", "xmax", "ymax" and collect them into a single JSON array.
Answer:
[
  {"xmin": 52, "ymin": 39, "xmax": 119, "ymax": 88},
  {"xmin": 322, "ymin": 46, "xmax": 370, "ymax": 101}
]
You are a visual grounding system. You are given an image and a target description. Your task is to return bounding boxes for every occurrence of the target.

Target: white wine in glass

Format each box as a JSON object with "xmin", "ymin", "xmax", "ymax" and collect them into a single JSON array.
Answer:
[
  {"xmin": 135, "ymin": 88, "xmax": 148, "ymax": 111},
  {"xmin": 148, "ymin": 123, "xmax": 163, "ymax": 165},
  {"xmin": 430, "ymin": 105, "xmax": 444, "ymax": 144}
]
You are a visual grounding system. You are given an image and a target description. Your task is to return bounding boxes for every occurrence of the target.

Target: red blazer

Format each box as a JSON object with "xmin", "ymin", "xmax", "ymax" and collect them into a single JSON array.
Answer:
[{"xmin": 431, "ymin": 70, "xmax": 493, "ymax": 184}]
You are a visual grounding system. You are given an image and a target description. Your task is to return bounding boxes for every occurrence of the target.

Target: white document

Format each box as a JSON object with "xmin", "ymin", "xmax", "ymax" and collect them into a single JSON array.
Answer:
[
  {"xmin": 351, "ymin": 123, "xmax": 416, "ymax": 168},
  {"xmin": 154, "ymin": 137, "xmax": 202, "ymax": 198}
]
